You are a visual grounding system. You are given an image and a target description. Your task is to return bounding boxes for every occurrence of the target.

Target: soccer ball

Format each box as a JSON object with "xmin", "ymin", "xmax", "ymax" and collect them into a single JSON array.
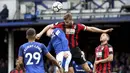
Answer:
[{"xmin": 52, "ymin": 2, "xmax": 63, "ymax": 12}]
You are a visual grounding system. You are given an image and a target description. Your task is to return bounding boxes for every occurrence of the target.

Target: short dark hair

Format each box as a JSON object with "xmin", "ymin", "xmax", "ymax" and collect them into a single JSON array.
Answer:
[
  {"xmin": 26, "ymin": 28, "xmax": 36, "ymax": 38},
  {"xmin": 64, "ymin": 13, "xmax": 72, "ymax": 20}
]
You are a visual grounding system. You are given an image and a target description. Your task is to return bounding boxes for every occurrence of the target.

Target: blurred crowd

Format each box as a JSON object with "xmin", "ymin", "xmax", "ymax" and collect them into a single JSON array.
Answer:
[
  {"xmin": 0, "ymin": 58, "xmax": 8, "ymax": 73},
  {"xmin": 87, "ymin": 52, "xmax": 130, "ymax": 73},
  {"xmin": 111, "ymin": 52, "xmax": 130, "ymax": 73}
]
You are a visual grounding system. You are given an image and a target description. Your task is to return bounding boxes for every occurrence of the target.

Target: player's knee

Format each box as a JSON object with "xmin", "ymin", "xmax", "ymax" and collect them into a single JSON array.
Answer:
[
  {"xmin": 56, "ymin": 69, "xmax": 60, "ymax": 73},
  {"xmin": 68, "ymin": 67, "xmax": 74, "ymax": 73},
  {"xmin": 81, "ymin": 63, "xmax": 91, "ymax": 72}
]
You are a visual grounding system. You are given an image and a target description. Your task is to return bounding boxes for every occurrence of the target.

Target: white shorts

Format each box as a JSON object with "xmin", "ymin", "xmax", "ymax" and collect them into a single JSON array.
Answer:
[{"xmin": 56, "ymin": 51, "xmax": 72, "ymax": 72}]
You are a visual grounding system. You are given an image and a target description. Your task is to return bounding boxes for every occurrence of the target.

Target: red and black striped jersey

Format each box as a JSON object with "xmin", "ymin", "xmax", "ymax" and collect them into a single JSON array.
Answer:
[
  {"xmin": 10, "ymin": 69, "xmax": 24, "ymax": 73},
  {"xmin": 95, "ymin": 44, "xmax": 113, "ymax": 73},
  {"xmin": 54, "ymin": 22, "xmax": 87, "ymax": 48}
]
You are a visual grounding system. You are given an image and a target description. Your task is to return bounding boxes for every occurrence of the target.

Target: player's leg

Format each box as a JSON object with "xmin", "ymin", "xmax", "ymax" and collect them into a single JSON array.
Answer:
[
  {"xmin": 73, "ymin": 48, "xmax": 92, "ymax": 72},
  {"xmin": 68, "ymin": 60, "xmax": 75, "ymax": 73},
  {"xmin": 64, "ymin": 51, "xmax": 72, "ymax": 73},
  {"xmin": 67, "ymin": 47, "xmax": 80, "ymax": 73},
  {"xmin": 56, "ymin": 51, "xmax": 64, "ymax": 73},
  {"xmin": 81, "ymin": 62, "xmax": 92, "ymax": 72},
  {"xmin": 74, "ymin": 57, "xmax": 92, "ymax": 72},
  {"xmin": 68, "ymin": 66, "xmax": 74, "ymax": 73}
]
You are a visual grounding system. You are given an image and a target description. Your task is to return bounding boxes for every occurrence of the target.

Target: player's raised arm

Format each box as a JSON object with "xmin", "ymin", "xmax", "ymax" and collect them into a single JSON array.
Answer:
[
  {"xmin": 45, "ymin": 53, "xmax": 63, "ymax": 73},
  {"xmin": 86, "ymin": 26, "xmax": 113, "ymax": 33},
  {"xmin": 36, "ymin": 24, "xmax": 54, "ymax": 40}
]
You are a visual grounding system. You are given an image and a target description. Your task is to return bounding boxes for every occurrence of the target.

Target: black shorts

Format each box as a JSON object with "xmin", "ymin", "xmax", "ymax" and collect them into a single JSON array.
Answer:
[{"xmin": 69, "ymin": 47, "xmax": 87, "ymax": 67}]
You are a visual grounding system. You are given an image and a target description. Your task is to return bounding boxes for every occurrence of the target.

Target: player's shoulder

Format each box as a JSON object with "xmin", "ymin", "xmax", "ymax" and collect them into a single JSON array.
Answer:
[
  {"xmin": 95, "ymin": 45, "xmax": 101, "ymax": 49},
  {"xmin": 77, "ymin": 23, "xmax": 85, "ymax": 26},
  {"xmin": 34, "ymin": 42, "xmax": 44, "ymax": 45},
  {"xmin": 76, "ymin": 23, "xmax": 86, "ymax": 28},
  {"xmin": 54, "ymin": 22, "xmax": 64, "ymax": 25},
  {"xmin": 54, "ymin": 28, "xmax": 62, "ymax": 31},
  {"xmin": 10, "ymin": 69, "xmax": 15, "ymax": 73},
  {"xmin": 35, "ymin": 42, "xmax": 46, "ymax": 48},
  {"xmin": 20, "ymin": 42, "xmax": 29, "ymax": 48}
]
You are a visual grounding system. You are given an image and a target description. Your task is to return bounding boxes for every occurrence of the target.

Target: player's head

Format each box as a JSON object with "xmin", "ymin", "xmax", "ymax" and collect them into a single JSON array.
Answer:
[
  {"xmin": 100, "ymin": 33, "xmax": 110, "ymax": 42},
  {"xmin": 46, "ymin": 28, "xmax": 54, "ymax": 37},
  {"xmin": 64, "ymin": 13, "xmax": 73, "ymax": 27},
  {"xmin": 3, "ymin": 4, "xmax": 7, "ymax": 8},
  {"xmin": 26, "ymin": 28, "xmax": 36, "ymax": 40}
]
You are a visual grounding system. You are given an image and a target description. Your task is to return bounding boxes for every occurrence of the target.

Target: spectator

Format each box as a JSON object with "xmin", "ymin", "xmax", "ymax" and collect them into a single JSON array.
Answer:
[
  {"xmin": 0, "ymin": 4, "xmax": 9, "ymax": 22},
  {"xmin": 0, "ymin": 62, "xmax": 7, "ymax": 73}
]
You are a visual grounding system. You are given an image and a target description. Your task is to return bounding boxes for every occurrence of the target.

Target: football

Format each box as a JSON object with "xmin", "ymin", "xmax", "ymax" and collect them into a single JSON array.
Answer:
[{"xmin": 52, "ymin": 2, "xmax": 63, "ymax": 12}]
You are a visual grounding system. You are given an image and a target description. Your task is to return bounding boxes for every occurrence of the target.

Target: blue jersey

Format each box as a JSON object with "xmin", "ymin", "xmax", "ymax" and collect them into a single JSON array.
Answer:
[
  {"xmin": 73, "ymin": 61, "xmax": 93, "ymax": 73},
  {"xmin": 47, "ymin": 28, "xmax": 69, "ymax": 54},
  {"xmin": 18, "ymin": 42, "xmax": 49, "ymax": 73}
]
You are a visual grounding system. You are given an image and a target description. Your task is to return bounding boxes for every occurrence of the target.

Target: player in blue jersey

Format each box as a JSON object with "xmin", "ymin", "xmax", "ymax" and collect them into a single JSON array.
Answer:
[
  {"xmin": 46, "ymin": 28, "xmax": 72, "ymax": 73},
  {"xmin": 73, "ymin": 51, "xmax": 93, "ymax": 73},
  {"xmin": 73, "ymin": 61, "xmax": 93, "ymax": 73},
  {"xmin": 18, "ymin": 28, "xmax": 63, "ymax": 73}
]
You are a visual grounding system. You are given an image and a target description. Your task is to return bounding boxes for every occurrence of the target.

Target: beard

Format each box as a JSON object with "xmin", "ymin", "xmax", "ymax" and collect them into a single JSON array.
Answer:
[
  {"xmin": 65, "ymin": 25, "xmax": 72, "ymax": 28},
  {"xmin": 65, "ymin": 22, "xmax": 73, "ymax": 28}
]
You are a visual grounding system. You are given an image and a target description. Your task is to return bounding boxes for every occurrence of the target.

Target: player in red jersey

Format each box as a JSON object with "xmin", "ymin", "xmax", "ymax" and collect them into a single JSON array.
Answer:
[
  {"xmin": 10, "ymin": 59, "xmax": 25, "ymax": 73},
  {"xmin": 36, "ymin": 13, "xmax": 113, "ymax": 73},
  {"xmin": 93, "ymin": 33, "xmax": 113, "ymax": 73}
]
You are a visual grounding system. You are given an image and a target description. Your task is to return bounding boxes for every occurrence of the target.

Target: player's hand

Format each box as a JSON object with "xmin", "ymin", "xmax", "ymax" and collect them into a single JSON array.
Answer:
[
  {"xmin": 64, "ymin": 52, "xmax": 69, "ymax": 58},
  {"xmin": 35, "ymin": 33, "xmax": 41, "ymax": 40},
  {"xmin": 104, "ymin": 28, "xmax": 113, "ymax": 33},
  {"xmin": 95, "ymin": 60, "xmax": 100, "ymax": 65},
  {"xmin": 58, "ymin": 67, "xmax": 63, "ymax": 73}
]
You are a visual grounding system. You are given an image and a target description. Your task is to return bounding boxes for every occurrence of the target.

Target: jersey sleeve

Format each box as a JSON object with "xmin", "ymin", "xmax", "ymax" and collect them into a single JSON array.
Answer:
[
  {"xmin": 41, "ymin": 44, "xmax": 49, "ymax": 55},
  {"xmin": 95, "ymin": 46, "xmax": 100, "ymax": 59},
  {"xmin": 108, "ymin": 46, "xmax": 113, "ymax": 54},
  {"xmin": 78, "ymin": 24, "xmax": 87, "ymax": 31},
  {"xmin": 18, "ymin": 45, "xmax": 24, "ymax": 57},
  {"xmin": 54, "ymin": 29, "xmax": 64, "ymax": 40},
  {"xmin": 47, "ymin": 42, "xmax": 52, "ymax": 52}
]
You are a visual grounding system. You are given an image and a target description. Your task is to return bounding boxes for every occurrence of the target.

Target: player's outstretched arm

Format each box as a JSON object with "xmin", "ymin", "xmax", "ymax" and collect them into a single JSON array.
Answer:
[
  {"xmin": 45, "ymin": 53, "xmax": 63, "ymax": 73},
  {"xmin": 36, "ymin": 24, "xmax": 54, "ymax": 40},
  {"xmin": 87, "ymin": 26, "xmax": 113, "ymax": 33}
]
